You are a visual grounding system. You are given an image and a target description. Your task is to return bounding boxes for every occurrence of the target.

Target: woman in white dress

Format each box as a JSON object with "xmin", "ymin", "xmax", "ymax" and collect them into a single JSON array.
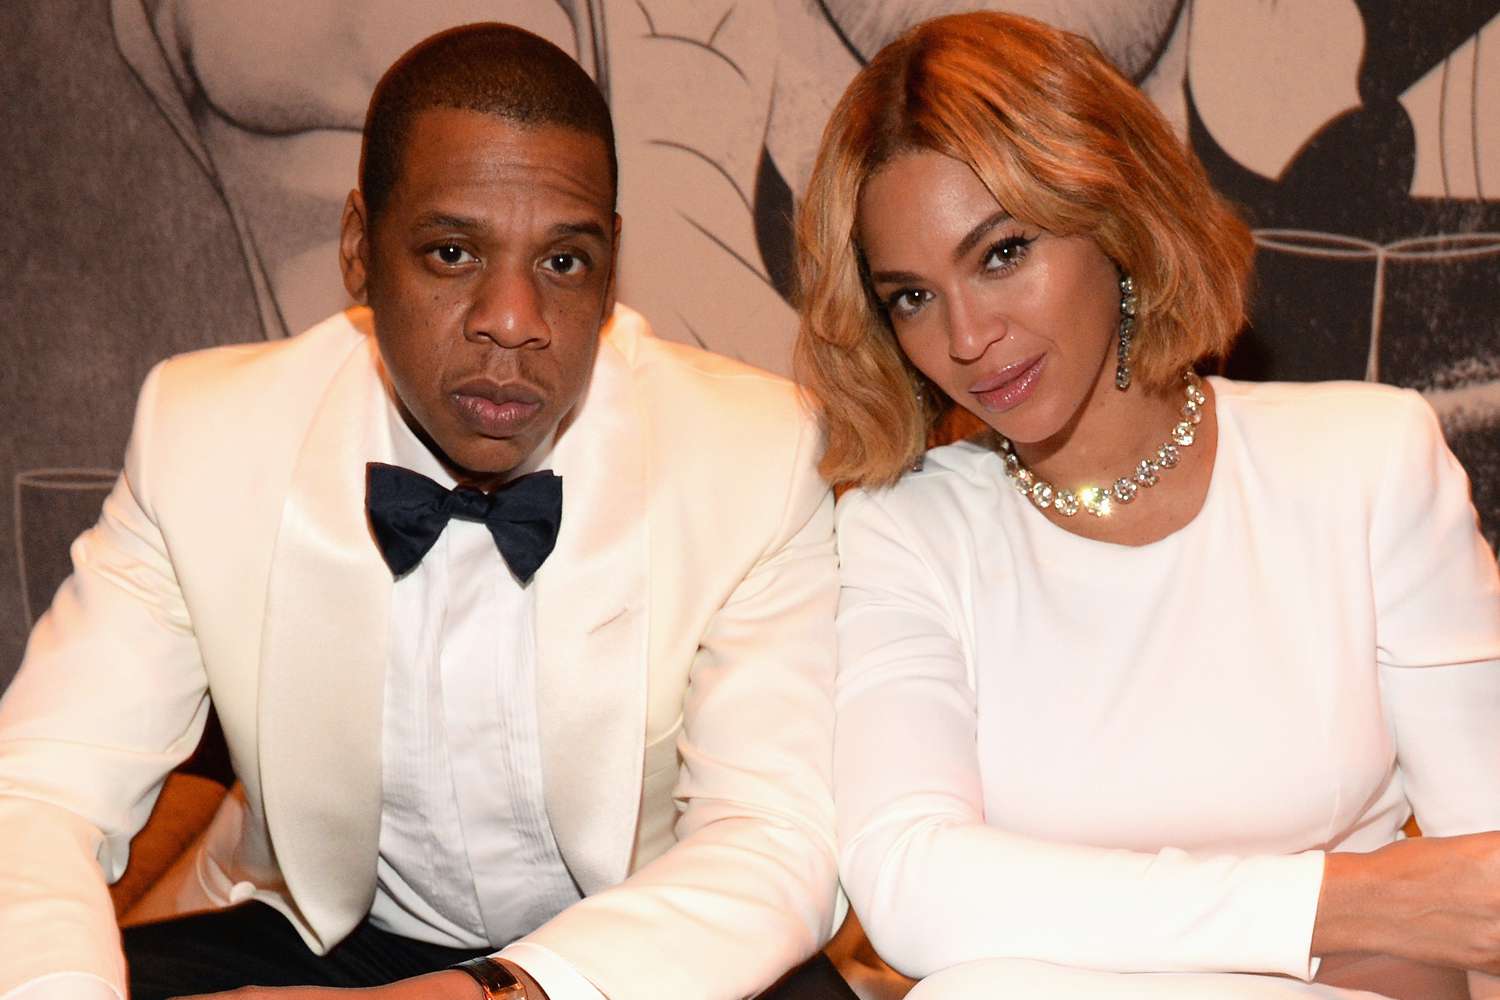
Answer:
[{"xmin": 793, "ymin": 12, "xmax": 1500, "ymax": 1000}]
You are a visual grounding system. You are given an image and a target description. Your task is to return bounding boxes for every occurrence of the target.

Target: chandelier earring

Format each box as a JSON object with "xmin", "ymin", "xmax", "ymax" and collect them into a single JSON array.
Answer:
[
  {"xmin": 1115, "ymin": 274, "xmax": 1137, "ymax": 391},
  {"xmin": 910, "ymin": 378, "xmax": 928, "ymax": 471}
]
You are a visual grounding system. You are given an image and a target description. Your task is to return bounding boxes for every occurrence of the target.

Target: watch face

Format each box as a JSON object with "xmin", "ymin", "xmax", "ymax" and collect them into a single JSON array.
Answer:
[{"xmin": 455, "ymin": 957, "xmax": 523, "ymax": 998}]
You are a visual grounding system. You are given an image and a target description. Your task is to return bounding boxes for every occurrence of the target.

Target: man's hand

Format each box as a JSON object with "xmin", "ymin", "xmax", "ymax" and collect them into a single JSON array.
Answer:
[
  {"xmin": 1315, "ymin": 832, "xmax": 1500, "ymax": 974},
  {"xmin": 176, "ymin": 961, "xmax": 549, "ymax": 999}
]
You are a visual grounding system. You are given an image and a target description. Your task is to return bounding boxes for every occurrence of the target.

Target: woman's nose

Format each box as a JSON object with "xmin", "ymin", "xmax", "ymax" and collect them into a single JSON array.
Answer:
[{"xmin": 946, "ymin": 291, "xmax": 1005, "ymax": 362}]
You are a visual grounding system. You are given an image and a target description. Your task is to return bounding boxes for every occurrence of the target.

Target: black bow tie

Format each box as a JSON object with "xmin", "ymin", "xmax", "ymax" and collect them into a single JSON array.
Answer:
[{"xmin": 365, "ymin": 462, "xmax": 563, "ymax": 582}]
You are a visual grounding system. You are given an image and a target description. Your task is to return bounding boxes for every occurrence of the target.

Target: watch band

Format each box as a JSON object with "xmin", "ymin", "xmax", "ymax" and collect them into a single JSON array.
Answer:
[{"xmin": 453, "ymin": 956, "xmax": 527, "ymax": 999}]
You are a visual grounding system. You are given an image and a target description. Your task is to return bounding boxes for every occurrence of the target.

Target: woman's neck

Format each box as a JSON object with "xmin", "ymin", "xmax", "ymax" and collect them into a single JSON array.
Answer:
[
  {"xmin": 1003, "ymin": 370, "xmax": 1220, "ymax": 547},
  {"xmin": 1016, "ymin": 374, "xmax": 1184, "ymax": 490}
]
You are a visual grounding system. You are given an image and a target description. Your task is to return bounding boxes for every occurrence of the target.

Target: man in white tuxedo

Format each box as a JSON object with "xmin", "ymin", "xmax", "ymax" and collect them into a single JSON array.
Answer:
[{"xmin": 0, "ymin": 24, "xmax": 845, "ymax": 1000}]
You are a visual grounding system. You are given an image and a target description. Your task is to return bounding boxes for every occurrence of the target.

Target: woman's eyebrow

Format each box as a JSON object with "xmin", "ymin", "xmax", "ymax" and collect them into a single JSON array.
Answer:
[{"xmin": 952, "ymin": 210, "xmax": 1014, "ymax": 263}]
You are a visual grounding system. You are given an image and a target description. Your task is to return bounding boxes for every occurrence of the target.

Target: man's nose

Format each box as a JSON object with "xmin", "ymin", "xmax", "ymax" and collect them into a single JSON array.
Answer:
[
  {"xmin": 946, "ymin": 290, "xmax": 1005, "ymax": 363},
  {"xmin": 465, "ymin": 264, "xmax": 551, "ymax": 349}
]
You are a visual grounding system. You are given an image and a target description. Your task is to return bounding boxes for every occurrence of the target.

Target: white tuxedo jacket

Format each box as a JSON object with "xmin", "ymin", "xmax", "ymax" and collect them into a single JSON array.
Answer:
[{"xmin": 0, "ymin": 306, "xmax": 839, "ymax": 999}]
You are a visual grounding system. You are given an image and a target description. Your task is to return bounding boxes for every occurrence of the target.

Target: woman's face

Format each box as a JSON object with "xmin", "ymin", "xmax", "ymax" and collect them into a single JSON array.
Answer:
[{"xmin": 857, "ymin": 149, "xmax": 1122, "ymax": 446}]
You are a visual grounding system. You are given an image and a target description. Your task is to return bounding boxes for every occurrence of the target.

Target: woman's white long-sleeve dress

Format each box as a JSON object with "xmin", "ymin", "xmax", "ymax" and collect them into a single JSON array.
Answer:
[{"xmin": 833, "ymin": 378, "xmax": 1500, "ymax": 998}]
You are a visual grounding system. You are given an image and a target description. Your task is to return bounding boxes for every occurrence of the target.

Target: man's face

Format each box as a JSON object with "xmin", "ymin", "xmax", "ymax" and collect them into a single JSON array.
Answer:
[{"xmin": 340, "ymin": 108, "xmax": 619, "ymax": 486}]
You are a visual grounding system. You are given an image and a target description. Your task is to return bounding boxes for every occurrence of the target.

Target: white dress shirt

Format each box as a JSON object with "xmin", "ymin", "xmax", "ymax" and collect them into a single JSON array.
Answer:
[
  {"xmin": 371, "ymin": 396, "xmax": 583, "ymax": 948},
  {"xmin": 369, "ymin": 397, "xmax": 604, "ymax": 999}
]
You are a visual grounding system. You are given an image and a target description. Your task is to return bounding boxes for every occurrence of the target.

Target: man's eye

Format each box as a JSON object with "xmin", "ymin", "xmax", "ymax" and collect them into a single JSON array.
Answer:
[
  {"xmin": 543, "ymin": 253, "xmax": 586, "ymax": 275},
  {"xmin": 431, "ymin": 244, "xmax": 476, "ymax": 266}
]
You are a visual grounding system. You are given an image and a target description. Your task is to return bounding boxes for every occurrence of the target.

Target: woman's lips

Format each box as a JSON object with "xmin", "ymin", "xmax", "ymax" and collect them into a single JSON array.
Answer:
[{"xmin": 971, "ymin": 355, "xmax": 1045, "ymax": 413}]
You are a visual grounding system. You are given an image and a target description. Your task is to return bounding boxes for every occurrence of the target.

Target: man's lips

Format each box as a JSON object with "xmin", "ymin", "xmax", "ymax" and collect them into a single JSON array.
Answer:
[
  {"xmin": 970, "ymin": 354, "xmax": 1045, "ymax": 413},
  {"xmin": 448, "ymin": 377, "xmax": 544, "ymax": 435}
]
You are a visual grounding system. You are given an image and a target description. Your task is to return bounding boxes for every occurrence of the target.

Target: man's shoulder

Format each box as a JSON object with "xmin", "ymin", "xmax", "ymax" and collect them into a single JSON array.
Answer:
[
  {"xmin": 124, "ymin": 311, "xmax": 376, "ymax": 486},
  {"xmin": 596, "ymin": 307, "xmax": 824, "ymax": 527},
  {"xmin": 151, "ymin": 310, "xmax": 368, "ymax": 401},
  {"xmin": 603, "ymin": 305, "xmax": 808, "ymax": 434}
]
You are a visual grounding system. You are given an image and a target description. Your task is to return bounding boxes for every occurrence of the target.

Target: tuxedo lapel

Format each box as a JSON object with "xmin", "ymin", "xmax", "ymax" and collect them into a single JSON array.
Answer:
[
  {"xmin": 256, "ymin": 308, "xmax": 653, "ymax": 928},
  {"xmin": 257, "ymin": 323, "xmax": 393, "ymax": 946},
  {"xmin": 534, "ymin": 313, "xmax": 651, "ymax": 894}
]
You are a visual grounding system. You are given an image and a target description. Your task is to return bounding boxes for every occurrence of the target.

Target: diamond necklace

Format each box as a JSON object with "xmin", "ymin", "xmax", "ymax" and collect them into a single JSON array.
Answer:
[{"xmin": 999, "ymin": 370, "xmax": 1206, "ymax": 518}]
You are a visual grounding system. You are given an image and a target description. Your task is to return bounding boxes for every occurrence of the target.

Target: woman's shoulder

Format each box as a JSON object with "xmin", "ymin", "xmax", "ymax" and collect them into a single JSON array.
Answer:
[
  {"xmin": 834, "ymin": 438, "xmax": 1008, "ymax": 598},
  {"xmin": 1213, "ymin": 374, "xmax": 1430, "ymax": 417},
  {"xmin": 839, "ymin": 437, "xmax": 999, "ymax": 511},
  {"xmin": 835, "ymin": 436, "xmax": 1007, "ymax": 540},
  {"xmin": 1213, "ymin": 376, "xmax": 1439, "ymax": 456}
]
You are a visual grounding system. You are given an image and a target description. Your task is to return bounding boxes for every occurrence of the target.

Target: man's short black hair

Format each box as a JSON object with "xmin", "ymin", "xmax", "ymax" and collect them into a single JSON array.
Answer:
[{"xmin": 360, "ymin": 23, "xmax": 617, "ymax": 223}]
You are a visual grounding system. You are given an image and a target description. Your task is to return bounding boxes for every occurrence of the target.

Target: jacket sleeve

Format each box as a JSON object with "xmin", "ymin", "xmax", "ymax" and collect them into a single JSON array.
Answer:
[
  {"xmin": 0, "ymin": 362, "xmax": 212, "ymax": 996},
  {"xmin": 831, "ymin": 488, "xmax": 1326, "ymax": 982},
  {"xmin": 504, "ymin": 409, "xmax": 840, "ymax": 1000},
  {"xmin": 1367, "ymin": 391, "xmax": 1500, "ymax": 999}
]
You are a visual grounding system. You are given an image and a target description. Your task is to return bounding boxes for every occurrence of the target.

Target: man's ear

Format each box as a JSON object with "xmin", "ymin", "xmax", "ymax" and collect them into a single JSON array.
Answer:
[
  {"xmin": 600, "ymin": 213, "xmax": 622, "ymax": 322},
  {"xmin": 339, "ymin": 189, "xmax": 372, "ymax": 303}
]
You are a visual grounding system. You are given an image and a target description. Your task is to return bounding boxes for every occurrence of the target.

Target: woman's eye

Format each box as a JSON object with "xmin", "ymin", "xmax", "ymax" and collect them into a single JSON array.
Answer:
[
  {"xmin": 431, "ymin": 244, "xmax": 475, "ymax": 266},
  {"xmin": 982, "ymin": 236, "xmax": 1033, "ymax": 272},
  {"xmin": 886, "ymin": 288, "xmax": 931, "ymax": 319},
  {"xmin": 543, "ymin": 253, "xmax": 586, "ymax": 275}
]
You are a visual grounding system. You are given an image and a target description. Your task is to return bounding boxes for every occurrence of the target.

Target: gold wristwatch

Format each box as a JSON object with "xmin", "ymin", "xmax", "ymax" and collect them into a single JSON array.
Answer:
[{"xmin": 453, "ymin": 956, "xmax": 526, "ymax": 998}]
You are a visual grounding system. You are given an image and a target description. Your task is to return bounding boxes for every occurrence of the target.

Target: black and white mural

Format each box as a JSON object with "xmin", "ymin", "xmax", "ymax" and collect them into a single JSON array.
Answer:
[{"xmin": 2, "ymin": 0, "xmax": 1497, "ymax": 686}]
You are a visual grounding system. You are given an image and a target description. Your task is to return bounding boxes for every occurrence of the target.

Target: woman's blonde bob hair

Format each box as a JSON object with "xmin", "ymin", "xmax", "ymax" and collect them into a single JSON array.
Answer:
[{"xmin": 794, "ymin": 12, "xmax": 1255, "ymax": 489}]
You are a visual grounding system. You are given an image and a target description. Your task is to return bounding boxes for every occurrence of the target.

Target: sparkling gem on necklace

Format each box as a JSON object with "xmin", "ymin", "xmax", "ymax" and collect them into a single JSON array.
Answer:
[
  {"xmin": 1079, "ymin": 486, "xmax": 1112, "ymax": 517},
  {"xmin": 998, "ymin": 370, "xmax": 1204, "ymax": 518},
  {"xmin": 1030, "ymin": 480, "xmax": 1055, "ymax": 509}
]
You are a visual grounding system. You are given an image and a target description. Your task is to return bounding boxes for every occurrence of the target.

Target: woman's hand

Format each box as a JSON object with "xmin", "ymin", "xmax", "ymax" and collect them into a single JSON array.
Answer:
[{"xmin": 1315, "ymin": 832, "xmax": 1500, "ymax": 973}]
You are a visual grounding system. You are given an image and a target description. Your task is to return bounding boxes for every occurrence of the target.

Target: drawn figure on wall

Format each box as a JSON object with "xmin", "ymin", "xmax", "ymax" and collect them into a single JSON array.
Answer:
[
  {"xmin": 1181, "ymin": 0, "xmax": 1500, "ymax": 548},
  {"xmin": 108, "ymin": 0, "xmax": 1186, "ymax": 375},
  {"xmin": 111, "ymin": 0, "xmax": 1500, "ymax": 548},
  {"xmin": 112, "ymin": 0, "xmax": 800, "ymax": 370},
  {"xmin": 3, "ymin": 0, "xmax": 1495, "ymax": 682},
  {"xmin": 5, "ymin": 0, "xmax": 1185, "ymax": 683}
]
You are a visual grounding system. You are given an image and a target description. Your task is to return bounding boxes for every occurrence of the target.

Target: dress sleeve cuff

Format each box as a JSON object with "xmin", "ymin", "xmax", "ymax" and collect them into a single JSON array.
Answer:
[
  {"xmin": 498, "ymin": 941, "xmax": 607, "ymax": 1000},
  {"xmin": 0, "ymin": 972, "xmax": 121, "ymax": 1000},
  {"xmin": 1276, "ymin": 850, "xmax": 1326, "ymax": 982}
]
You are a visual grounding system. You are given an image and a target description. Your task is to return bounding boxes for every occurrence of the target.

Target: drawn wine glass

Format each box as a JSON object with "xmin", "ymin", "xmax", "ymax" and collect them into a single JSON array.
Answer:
[{"xmin": 14, "ymin": 468, "xmax": 117, "ymax": 625}]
